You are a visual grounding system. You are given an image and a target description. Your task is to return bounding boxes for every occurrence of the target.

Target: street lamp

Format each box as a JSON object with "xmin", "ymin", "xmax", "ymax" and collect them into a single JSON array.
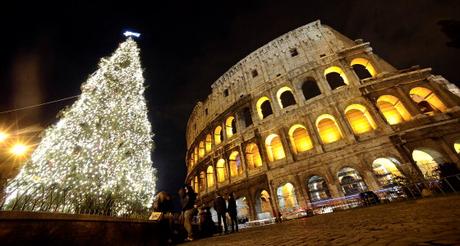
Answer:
[
  {"xmin": 10, "ymin": 143, "xmax": 28, "ymax": 156},
  {"xmin": 0, "ymin": 131, "xmax": 8, "ymax": 143}
]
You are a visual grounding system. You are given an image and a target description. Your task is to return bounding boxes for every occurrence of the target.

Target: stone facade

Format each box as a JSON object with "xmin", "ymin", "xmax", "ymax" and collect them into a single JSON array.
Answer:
[{"xmin": 184, "ymin": 20, "xmax": 460, "ymax": 221}]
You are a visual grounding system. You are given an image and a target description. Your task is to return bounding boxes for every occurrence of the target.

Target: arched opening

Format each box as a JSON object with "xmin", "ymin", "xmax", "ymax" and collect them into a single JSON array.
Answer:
[
  {"xmin": 454, "ymin": 140, "xmax": 460, "ymax": 154},
  {"xmin": 245, "ymin": 143, "xmax": 262, "ymax": 169},
  {"xmin": 229, "ymin": 151, "xmax": 243, "ymax": 177},
  {"xmin": 255, "ymin": 190, "xmax": 273, "ymax": 220},
  {"xmin": 307, "ymin": 176, "xmax": 330, "ymax": 202},
  {"xmin": 225, "ymin": 116, "xmax": 237, "ymax": 138},
  {"xmin": 377, "ymin": 95, "xmax": 412, "ymax": 125},
  {"xmin": 302, "ymin": 78, "xmax": 321, "ymax": 100},
  {"xmin": 372, "ymin": 158, "xmax": 404, "ymax": 187},
  {"xmin": 324, "ymin": 66, "xmax": 349, "ymax": 90},
  {"xmin": 194, "ymin": 176, "xmax": 199, "ymax": 193},
  {"xmin": 409, "ymin": 87, "xmax": 447, "ymax": 114},
  {"xmin": 216, "ymin": 159, "xmax": 227, "ymax": 183},
  {"xmin": 189, "ymin": 153, "xmax": 195, "ymax": 168},
  {"xmin": 199, "ymin": 171, "xmax": 206, "ymax": 193},
  {"xmin": 412, "ymin": 148, "xmax": 446, "ymax": 180},
  {"xmin": 344, "ymin": 104, "xmax": 377, "ymax": 134},
  {"xmin": 236, "ymin": 197, "xmax": 250, "ymax": 223},
  {"xmin": 194, "ymin": 147, "xmax": 198, "ymax": 161},
  {"xmin": 351, "ymin": 58, "xmax": 376, "ymax": 79},
  {"xmin": 207, "ymin": 165, "xmax": 215, "ymax": 188},
  {"xmin": 276, "ymin": 87, "xmax": 296, "ymax": 108},
  {"xmin": 277, "ymin": 183, "xmax": 298, "ymax": 212},
  {"xmin": 256, "ymin": 97, "xmax": 273, "ymax": 119},
  {"xmin": 288, "ymin": 124, "xmax": 313, "ymax": 154},
  {"xmin": 265, "ymin": 134, "xmax": 286, "ymax": 162},
  {"xmin": 316, "ymin": 114, "xmax": 343, "ymax": 144},
  {"xmin": 199, "ymin": 141, "xmax": 205, "ymax": 158},
  {"xmin": 337, "ymin": 167, "xmax": 368, "ymax": 196},
  {"xmin": 205, "ymin": 134, "xmax": 212, "ymax": 153},
  {"xmin": 214, "ymin": 126, "xmax": 223, "ymax": 145}
]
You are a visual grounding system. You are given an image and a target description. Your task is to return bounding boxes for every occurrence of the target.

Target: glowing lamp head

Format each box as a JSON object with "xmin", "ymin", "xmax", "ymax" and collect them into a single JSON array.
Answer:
[
  {"xmin": 10, "ymin": 143, "xmax": 28, "ymax": 156},
  {"xmin": 0, "ymin": 131, "xmax": 8, "ymax": 142},
  {"xmin": 123, "ymin": 31, "xmax": 141, "ymax": 38}
]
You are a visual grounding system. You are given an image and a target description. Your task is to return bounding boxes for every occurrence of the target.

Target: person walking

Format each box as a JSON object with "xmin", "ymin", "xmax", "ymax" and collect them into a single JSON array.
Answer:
[
  {"xmin": 180, "ymin": 185, "xmax": 196, "ymax": 241},
  {"xmin": 153, "ymin": 191, "xmax": 174, "ymax": 244},
  {"xmin": 227, "ymin": 193, "xmax": 238, "ymax": 232},
  {"xmin": 213, "ymin": 192, "xmax": 228, "ymax": 234}
]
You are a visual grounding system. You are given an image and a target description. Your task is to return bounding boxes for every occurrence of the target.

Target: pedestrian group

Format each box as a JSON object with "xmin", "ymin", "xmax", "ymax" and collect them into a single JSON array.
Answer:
[{"xmin": 152, "ymin": 185, "xmax": 240, "ymax": 244}]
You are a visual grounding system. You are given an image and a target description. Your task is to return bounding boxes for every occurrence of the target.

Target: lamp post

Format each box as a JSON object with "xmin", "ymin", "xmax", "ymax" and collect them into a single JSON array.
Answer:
[{"xmin": 0, "ymin": 128, "xmax": 33, "ymax": 202}]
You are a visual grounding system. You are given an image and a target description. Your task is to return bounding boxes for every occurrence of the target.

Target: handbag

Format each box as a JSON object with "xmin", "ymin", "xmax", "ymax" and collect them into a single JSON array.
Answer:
[{"xmin": 149, "ymin": 211, "xmax": 163, "ymax": 221}]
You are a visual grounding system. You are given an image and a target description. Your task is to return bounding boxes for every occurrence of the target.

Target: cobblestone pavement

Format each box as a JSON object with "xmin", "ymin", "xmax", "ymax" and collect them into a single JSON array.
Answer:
[{"xmin": 182, "ymin": 195, "xmax": 460, "ymax": 245}]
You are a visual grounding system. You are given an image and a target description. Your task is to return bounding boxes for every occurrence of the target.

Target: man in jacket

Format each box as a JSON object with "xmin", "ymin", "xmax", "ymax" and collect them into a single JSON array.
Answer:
[
  {"xmin": 213, "ymin": 192, "xmax": 228, "ymax": 234},
  {"xmin": 180, "ymin": 185, "xmax": 196, "ymax": 241}
]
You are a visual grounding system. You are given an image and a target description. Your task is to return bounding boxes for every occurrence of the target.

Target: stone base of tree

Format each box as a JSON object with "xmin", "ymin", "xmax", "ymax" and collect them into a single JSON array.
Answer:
[{"xmin": 0, "ymin": 211, "xmax": 162, "ymax": 245}]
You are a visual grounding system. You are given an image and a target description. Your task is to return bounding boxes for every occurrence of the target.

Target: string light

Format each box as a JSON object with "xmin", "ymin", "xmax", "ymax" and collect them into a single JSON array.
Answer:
[{"xmin": 4, "ymin": 38, "xmax": 157, "ymax": 215}]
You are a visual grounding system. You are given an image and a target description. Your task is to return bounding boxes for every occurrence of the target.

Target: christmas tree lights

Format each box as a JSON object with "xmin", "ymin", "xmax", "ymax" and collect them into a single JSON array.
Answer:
[{"xmin": 3, "ymin": 38, "xmax": 156, "ymax": 216}]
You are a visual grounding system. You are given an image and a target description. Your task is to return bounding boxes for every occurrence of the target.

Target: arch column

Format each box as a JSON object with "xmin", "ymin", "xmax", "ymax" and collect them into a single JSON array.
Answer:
[
  {"xmin": 268, "ymin": 179, "xmax": 281, "ymax": 220},
  {"xmin": 366, "ymin": 52, "xmax": 384, "ymax": 75},
  {"xmin": 315, "ymin": 69, "xmax": 332, "ymax": 95},
  {"xmin": 390, "ymin": 135, "xmax": 426, "ymax": 182},
  {"xmin": 269, "ymin": 89, "xmax": 282, "ymax": 118},
  {"xmin": 212, "ymin": 157, "xmax": 219, "ymax": 191},
  {"xmin": 305, "ymin": 114, "xmax": 324, "ymax": 153},
  {"xmin": 364, "ymin": 100, "xmax": 393, "ymax": 131},
  {"xmin": 238, "ymin": 144, "xmax": 249, "ymax": 179},
  {"xmin": 362, "ymin": 170, "xmax": 380, "ymax": 191},
  {"xmin": 325, "ymin": 168, "xmax": 343, "ymax": 197},
  {"xmin": 279, "ymin": 127, "xmax": 294, "ymax": 163},
  {"xmin": 437, "ymin": 137, "xmax": 460, "ymax": 169},
  {"xmin": 226, "ymin": 153, "xmax": 232, "ymax": 184},
  {"xmin": 339, "ymin": 59, "xmax": 361, "ymax": 86},
  {"xmin": 367, "ymin": 95, "xmax": 395, "ymax": 131},
  {"xmin": 395, "ymin": 87, "xmax": 420, "ymax": 117},
  {"xmin": 332, "ymin": 106, "xmax": 356, "ymax": 143},
  {"xmin": 246, "ymin": 191, "xmax": 257, "ymax": 221},
  {"xmin": 427, "ymin": 76, "xmax": 459, "ymax": 109},
  {"xmin": 357, "ymin": 156, "xmax": 380, "ymax": 191},
  {"xmin": 294, "ymin": 174, "xmax": 311, "ymax": 209},
  {"xmin": 293, "ymin": 81, "xmax": 307, "ymax": 107},
  {"xmin": 285, "ymin": 81, "xmax": 301, "ymax": 107},
  {"xmin": 256, "ymin": 130, "xmax": 272, "ymax": 171}
]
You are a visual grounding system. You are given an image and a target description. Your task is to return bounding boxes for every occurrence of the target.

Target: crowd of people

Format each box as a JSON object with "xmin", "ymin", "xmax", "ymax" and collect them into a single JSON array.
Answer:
[{"xmin": 152, "ymin": 185, "xmax": 240, "ymax": 244}]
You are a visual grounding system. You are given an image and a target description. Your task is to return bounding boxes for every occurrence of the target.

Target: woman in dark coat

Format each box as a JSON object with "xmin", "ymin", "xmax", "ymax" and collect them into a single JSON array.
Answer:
[{"xmin": 227, "ymin": 193, "xmax": 238, "ymax": 232}]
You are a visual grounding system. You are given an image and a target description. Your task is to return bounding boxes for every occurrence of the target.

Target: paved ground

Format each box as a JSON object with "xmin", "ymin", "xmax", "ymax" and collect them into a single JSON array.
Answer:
[{"xmin": 182, "ymin": 195, "xmax": 460, "ymax": 245}]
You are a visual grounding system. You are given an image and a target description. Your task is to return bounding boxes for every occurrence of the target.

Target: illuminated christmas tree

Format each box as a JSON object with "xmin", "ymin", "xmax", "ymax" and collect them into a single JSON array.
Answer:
[{"xmin": 3, "ymin": 37, "xmax": 156, "ymax": 216}]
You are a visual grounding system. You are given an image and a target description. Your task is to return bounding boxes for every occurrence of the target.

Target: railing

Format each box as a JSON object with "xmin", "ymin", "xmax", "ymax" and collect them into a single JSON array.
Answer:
[
  {"xmin": 307, "ymin": 173, "xmax": 460, "ymax": 215},
  {"xmin": 0, "ymin": 183, "xmax": 151, "ymax": 220}
]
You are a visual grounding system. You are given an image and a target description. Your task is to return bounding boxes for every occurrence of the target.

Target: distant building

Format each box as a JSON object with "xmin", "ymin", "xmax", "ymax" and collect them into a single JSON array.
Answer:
[{"xmin": 184, "ymin": 20, "xmax": 460, "ymax": 220}]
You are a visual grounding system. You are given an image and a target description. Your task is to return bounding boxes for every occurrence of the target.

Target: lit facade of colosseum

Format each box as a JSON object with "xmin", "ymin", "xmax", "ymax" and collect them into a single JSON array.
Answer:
[{"xmin": 185, "ymin": 20, "xmax": 460, "ymax": 221}]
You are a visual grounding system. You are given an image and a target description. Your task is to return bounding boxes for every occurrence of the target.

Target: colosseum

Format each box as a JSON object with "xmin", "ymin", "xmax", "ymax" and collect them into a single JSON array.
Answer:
[{"xmin": 185, "ymin": 20, "xmax": 460, "ymax": 221}]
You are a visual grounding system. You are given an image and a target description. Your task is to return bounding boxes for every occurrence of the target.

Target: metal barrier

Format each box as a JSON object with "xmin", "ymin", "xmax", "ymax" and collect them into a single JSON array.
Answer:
[
  {"xmin": 0, "ymin": 183, "xmax": 150, "ymax": 219},
  {"xmin": 1, "ymin": 174, "xmax": 459, "ymax": 220},
  {"xmin": 307, "ymin": 173, "xmax": 460, "ymax": 215}
]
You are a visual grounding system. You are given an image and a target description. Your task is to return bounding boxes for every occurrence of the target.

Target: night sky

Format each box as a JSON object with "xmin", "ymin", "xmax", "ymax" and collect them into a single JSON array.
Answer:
[{"xmin": 0, "ymin": 1, "xmax": 459, "ymax": 195}]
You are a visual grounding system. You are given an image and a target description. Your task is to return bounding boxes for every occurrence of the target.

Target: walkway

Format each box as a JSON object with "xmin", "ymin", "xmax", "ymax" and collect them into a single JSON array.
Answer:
[{"xmin": 183, "ymin": 195, "xmax": 460, "ymax": 245}]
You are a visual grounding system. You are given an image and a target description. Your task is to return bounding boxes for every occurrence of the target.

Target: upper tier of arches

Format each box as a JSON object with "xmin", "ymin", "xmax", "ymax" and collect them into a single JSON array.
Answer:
[{"xmin": 187, "ymin": 81, "xmax": 453, "ymax": 171}]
